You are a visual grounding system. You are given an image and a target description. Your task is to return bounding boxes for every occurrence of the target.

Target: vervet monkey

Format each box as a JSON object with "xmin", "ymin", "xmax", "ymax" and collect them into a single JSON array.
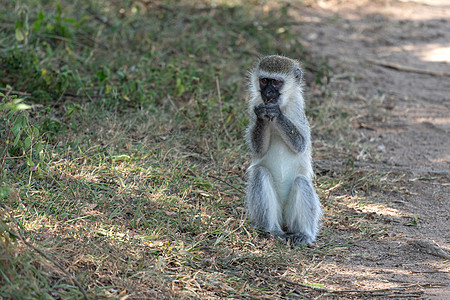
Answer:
[{"xmin": 246, "ymin": 55, "xmax": 322, "ymax": 245}]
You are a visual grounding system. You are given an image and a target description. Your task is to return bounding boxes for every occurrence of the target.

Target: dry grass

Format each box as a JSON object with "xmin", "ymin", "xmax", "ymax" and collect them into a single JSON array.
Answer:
[{"xmin": 0, "ymin": 0, "xmax": 409, "ymax": 299}]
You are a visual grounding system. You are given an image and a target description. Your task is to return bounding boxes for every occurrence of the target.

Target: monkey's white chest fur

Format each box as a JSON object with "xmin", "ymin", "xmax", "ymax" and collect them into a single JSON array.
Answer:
[{"xmin": 254, "ymin": 127, "xmax": 312, "ymax": 203}]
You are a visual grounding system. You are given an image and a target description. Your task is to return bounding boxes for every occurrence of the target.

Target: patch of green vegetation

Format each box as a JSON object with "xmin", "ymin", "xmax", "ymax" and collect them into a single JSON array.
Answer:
[{"xmin": 1, "ymin": 1, "xmax": 391, "ymax": 298}]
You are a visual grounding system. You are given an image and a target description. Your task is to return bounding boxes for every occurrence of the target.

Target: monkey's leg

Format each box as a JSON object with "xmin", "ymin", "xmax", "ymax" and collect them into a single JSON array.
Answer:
[
  {"xmin": 283, "ymin": 175, "xmax": 322, "ymax": 245},
  {"xmin": 247, "ymin": 166, "xmax": 285, "ymax": 238}
]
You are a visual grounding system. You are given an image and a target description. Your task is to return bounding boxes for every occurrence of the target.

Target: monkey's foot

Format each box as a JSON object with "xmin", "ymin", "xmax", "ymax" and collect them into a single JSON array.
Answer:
[
  {"xmin": 285, "ymin": 232, "xmax": 315, "ymax": 246},
  {"xmin": 266, "ymin": 230, "xmax": 287, "ymax": 242}
]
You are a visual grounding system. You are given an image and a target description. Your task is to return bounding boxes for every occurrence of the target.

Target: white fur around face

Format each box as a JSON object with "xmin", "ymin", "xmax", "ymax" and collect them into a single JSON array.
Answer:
[{"xmin": 248, "ymin": 68, "xmax": 303, "ymax": 111}]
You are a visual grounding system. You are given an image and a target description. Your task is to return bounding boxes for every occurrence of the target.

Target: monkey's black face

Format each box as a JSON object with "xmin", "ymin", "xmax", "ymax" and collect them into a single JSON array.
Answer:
[{"xmin": 259, "ymin": 78, "xmax": 283, "ymax": 104}]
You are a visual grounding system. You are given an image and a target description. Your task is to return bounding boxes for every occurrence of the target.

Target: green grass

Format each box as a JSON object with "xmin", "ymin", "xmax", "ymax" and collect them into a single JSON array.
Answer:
[{"xmin": 1, "ymin": 1, "xmax": 394, "ymax": 299}]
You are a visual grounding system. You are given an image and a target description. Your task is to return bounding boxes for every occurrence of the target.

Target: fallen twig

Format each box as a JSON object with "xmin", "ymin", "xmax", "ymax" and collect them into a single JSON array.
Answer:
[
  {"xmin": 0, "ymin": 87, "xmax": 32, "ymax": 97},
  {"xmin": 208, "ymin": 174, "xmax": 245, "ymax": 194},
  {"xmin": 366, "ymin": 58, "xmax": 450, "ymax": 77},
  {"xmin": 4, "ymin": 204, "xmax": 89, "ymax": 299},
  {"xmin": 215, "ymin": 77, "xmax": 231, "ymax": 139},
  {"xmin": 279, "ymin": 276, "xmax": 421, "ymax": 295},
  {"xmin": 227, "ymin": 266, "xmax": 446, "ymax": 297},
  {"xmin": 315, "ymin": 159, "xmax": 450, "ymax": 175}
]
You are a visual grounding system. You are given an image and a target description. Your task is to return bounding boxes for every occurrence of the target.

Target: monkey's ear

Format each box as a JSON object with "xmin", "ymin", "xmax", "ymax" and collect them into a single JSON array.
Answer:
[{"xmin": 294, "ymin": 67, "xmax": 303, "ymax": 82}]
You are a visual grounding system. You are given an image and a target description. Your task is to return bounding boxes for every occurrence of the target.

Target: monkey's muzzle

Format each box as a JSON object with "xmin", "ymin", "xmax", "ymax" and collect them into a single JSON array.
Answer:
[{"xmin": 261, "ymin": 86, "xmax": 280, "ymax": 104}]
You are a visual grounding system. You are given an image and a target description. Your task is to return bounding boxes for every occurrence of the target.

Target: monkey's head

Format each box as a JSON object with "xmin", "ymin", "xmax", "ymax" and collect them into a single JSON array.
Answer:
[{"xmin": 249, "ymin": 55, "xmax": 303, "ymax": 105}]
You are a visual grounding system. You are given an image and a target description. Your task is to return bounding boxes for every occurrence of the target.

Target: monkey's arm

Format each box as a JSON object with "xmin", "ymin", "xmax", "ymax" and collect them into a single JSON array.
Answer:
[
  {"xmin": 266, "ymin": 104, "xmax": 307, "ymax": 153},
  {"xmin": 249, "ymin": 104, "xmax": 271, "ymax": 156}
]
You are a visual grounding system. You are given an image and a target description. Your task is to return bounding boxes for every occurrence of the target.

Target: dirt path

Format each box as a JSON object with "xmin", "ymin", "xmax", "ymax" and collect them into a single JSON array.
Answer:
[{"xmin": 293, "ymin": 0, "xmax": 449, "ymax": 298}]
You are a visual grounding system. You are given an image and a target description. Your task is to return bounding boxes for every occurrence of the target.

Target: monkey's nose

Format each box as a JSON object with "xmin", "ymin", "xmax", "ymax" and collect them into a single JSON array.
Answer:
[
  {"xmin": 265, "ymin": 95, "xmax": 279, "ymax": 104},
  {"xmin": 262, "ymin": 88, "xmax": 280, "ymax": 103}
]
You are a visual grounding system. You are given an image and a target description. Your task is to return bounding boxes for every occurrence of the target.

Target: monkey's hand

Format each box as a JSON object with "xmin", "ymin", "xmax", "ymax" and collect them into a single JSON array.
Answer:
[
  {"xmin": 265, "ymin": 103, "xmax": 281, "ymax": 121},
  {"xmin": 254, "ymin": 103, "xmax": 281, "ymax": 121},
  {"xmin": 254, "ymin": 103, "xmax": 268, "ymax": 120}
]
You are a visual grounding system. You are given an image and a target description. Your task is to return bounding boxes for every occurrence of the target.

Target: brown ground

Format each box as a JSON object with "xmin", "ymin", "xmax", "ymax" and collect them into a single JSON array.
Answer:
[{"xmin": 294, "ymin": 0, "xmax": 449, "ymax": 298}]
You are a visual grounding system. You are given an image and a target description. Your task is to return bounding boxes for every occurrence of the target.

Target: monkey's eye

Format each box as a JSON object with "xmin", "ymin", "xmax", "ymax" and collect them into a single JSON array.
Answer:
[
  {"xmin": 272, "ymin": 79, "xmax": 282, "ymax": 86},
  {"xmin": 260, "ymin": 78, "xmax": 268, "ymax": 85}
]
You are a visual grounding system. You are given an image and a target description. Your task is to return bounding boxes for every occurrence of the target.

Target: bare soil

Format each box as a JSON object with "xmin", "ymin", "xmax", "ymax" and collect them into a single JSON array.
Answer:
[{"xmin": 293, "ymin": 0, "xmax": 449, "ymax": 298}]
